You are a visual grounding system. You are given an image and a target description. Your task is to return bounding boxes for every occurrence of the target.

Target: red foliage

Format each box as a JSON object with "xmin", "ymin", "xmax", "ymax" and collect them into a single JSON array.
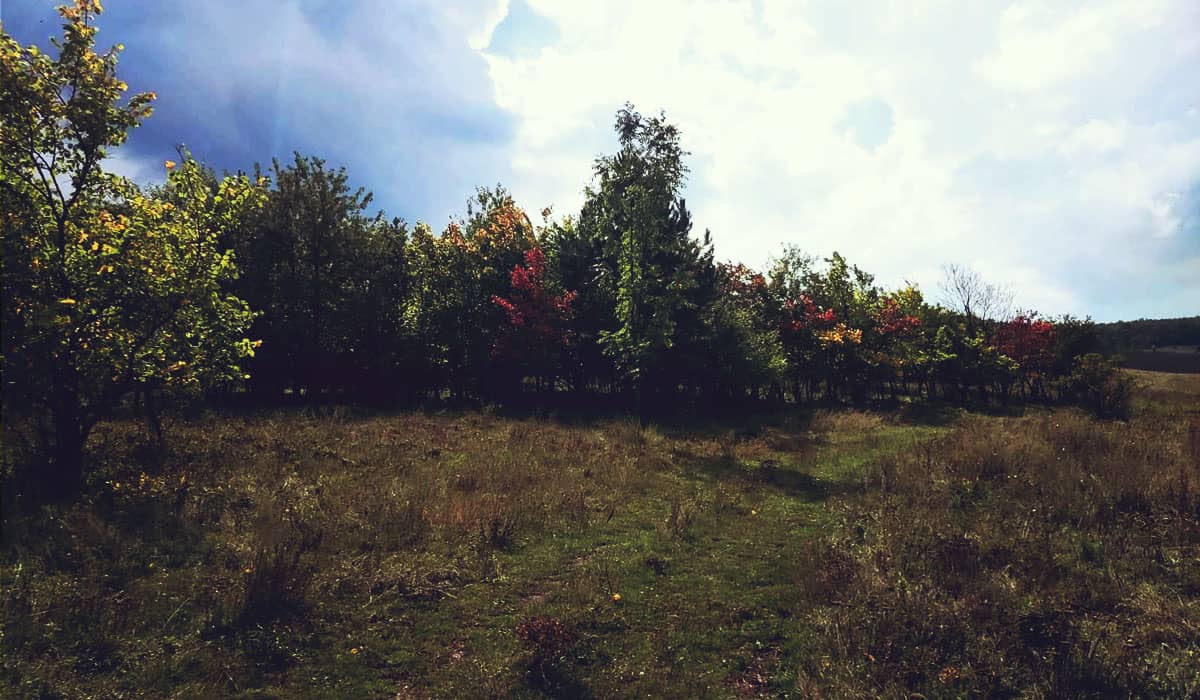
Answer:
[
  {"xmin": 876, "ymin": 297, "xmax": 921, "ymax": 336},
  {"xmin": 780, "ymin": 295, "xmax": 836, "ymax": 338},
  {"xmin": 719, "ymin": 262, "xmax": 767, "ymax": 297},
  {"xmin": 492, "ymin": 247, "xmax": 577, "ymax": 358},
  {"xmin": 993, "ymin": 314, "xmax": 1057, "ymax": 372}
]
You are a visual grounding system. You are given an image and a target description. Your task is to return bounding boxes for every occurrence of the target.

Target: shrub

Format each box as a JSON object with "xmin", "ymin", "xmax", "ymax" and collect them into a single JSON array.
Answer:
[
  {"xmin": 1054, "ymin": 353, "xmax": 1136, "ymax": 419},
  {"xmin": 515, "ymin": 616, "xmax": 577, "ymax": 687}
]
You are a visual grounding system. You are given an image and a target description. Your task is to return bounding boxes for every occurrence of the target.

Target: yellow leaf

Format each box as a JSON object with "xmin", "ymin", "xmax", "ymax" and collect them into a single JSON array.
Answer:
[
  {"xmin": 59, "ymin": 298, "xmax": 77, "ymax": 305},
  {"xmin": 164, "ymin": 160, "xmax": 176, "ymax": 170}
]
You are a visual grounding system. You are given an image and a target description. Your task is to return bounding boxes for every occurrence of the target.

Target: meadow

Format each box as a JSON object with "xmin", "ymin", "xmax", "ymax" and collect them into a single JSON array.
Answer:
[
  {"xmin": 3, "ymin": 369, "xmax": 1198, "ymax": 698},
  {"xmin": 5, "ymin": 4, "xmax": 1200, "ymax": 698}
]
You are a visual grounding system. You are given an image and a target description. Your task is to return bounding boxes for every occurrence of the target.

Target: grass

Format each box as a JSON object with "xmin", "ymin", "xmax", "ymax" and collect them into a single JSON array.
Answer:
[{"xmin": 2, "ymin": 375, "xmax": 1198, "ymax": 698}]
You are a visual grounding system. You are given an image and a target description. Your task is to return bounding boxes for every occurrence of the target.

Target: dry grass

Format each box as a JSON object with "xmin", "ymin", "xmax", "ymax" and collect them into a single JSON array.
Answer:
[
  {"xmin": 2, "ymin": 375, "xmax": 1198, "ymax": 697},
  {"xmin": 794, "ymin": 393, "xmax": 1200, "ymax": 697}
]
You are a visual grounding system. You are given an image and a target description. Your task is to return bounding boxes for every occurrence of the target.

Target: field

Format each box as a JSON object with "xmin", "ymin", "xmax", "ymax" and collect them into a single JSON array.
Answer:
[
  {"xmin": 1122, "ymin": 350, "xmax": 1200, "ymax": 374},
  {"xmin": 2, "ymin": 371, "xmax": 1199, "ymax": 698}
]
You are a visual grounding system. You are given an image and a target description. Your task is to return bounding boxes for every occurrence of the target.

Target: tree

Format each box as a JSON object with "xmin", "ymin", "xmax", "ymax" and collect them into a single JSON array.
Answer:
[
  {"xmin": 993, "ymin": 313, "xmax": 1057, "ymax": 396},
  {"xmin": 1051, "ymin": 315, "xmax": 1099, "ymax": 376},
  {"xmin": 939, "ymin": 263, "xmax": 1013, "ymax": 330},
  {"xmin": 544, "ymin": 213, "xmax": 618, "ymax": 396},
  {"xmin": 1, "ymin": 1, "xmax": 265, "ymax": 495},
  {"xmin": 226, "ymin": 153, "xmax": 404, "ymax": 399},
  {"xmin": 769, "ymin": 250, "xmax": 878, "ymax": 401},
  {"xmin": 402, "ymin": 188, "xmax": 535, "ymax": 401},
  {"xmin": 492, "ymin": 247, "xmax": 577, "ymax": 392},
  {"xmin": 578, "ymin": 104, "xmax": 715, "ymax": 414},
  {"xmin": 1053, "ymin": 353, "xmax": 1134, "ymax": 419},
  {"xmin": 706, "ymin": 263, "xmax": 786, "ymax": 403},
  {"xmin": 868, "ymin": 288, "xmax": 923, "ymax": 397}
]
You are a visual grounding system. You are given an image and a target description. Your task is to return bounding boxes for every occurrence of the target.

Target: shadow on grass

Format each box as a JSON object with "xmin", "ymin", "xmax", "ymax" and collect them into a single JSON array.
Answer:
[
  {"xmin": 676, "ymin": 451, "xmax": 860, "ymax": 501},
  {"xmin": 198, "ymin": 389, "xmax": 1047, "ymax": 444},
  {"xmin": 892, "ymin": 399, "xmax": 1029, "ymax": 427},
  {"xmin": 522, "ymin": 667, "xmax": 594, "ymax": 700}
]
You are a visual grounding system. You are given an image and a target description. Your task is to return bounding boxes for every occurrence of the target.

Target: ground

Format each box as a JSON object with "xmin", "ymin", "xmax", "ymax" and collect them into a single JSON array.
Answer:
[{"xmin": 3, "ymin": 371, "xmax": 1198, "ymax": 698}]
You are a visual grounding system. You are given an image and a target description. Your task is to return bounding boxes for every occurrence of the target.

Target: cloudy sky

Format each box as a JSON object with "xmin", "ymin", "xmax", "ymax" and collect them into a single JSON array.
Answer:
[{"xmin": 5, "ymin": 0, "xmax": 1199, "ymax": 321}]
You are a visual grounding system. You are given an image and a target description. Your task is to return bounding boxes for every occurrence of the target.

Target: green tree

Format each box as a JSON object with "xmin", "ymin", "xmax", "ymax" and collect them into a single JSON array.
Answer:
[
  {"xmin": 578, "ymin": 104, "xmax": 715, "ymax": 413},
  {"xmin": 707, "ymin": 263, "xmax": 787, "ymax": 404},
  {"xmin": 226, "ymin": 153, "xmax": 406, "ymax": 399},
  {"xmin": 402, "ymin": 188, "xmax": 534, "ymax": 401},
  {"xmin": 543, "ymin": 213, "xmax": 618, "ymax": 395},
  {"xmin": 1051, "ymin": 315, "xmax": 1099, "ymax": 376},
  {"xmin": 1, "ymin": 1, "xmax": 264, "ymax": 495}
]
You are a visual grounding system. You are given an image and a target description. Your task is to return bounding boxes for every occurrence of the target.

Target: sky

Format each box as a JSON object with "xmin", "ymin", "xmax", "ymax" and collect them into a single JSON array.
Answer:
[{"xmin": 4, "ymin": 0, "xmax": 1199, "ymax": 321}]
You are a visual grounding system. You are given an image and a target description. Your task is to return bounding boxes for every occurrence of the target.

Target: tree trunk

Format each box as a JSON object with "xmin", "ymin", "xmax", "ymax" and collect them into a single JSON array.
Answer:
[{"xmin": 48, "ymin": 410, "xmax": 86, "ymax": 500}]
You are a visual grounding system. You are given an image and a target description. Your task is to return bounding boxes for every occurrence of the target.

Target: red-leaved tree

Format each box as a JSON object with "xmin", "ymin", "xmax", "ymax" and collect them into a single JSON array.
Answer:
[
  {"xmin": 492, "ymin": 247, "xmax": 577, "ymax": 390},
  {"xmin": 994, "ymin": 313, "xmax": 1057, "ymax": 395},
  {"xmin": 876, "ymin": 297, "xmax": 921, "ymax": 337}
]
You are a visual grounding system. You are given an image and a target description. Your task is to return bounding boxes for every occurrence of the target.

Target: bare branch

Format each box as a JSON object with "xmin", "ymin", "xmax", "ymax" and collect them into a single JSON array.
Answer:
[{"xmin": 939, "ymin": 264, "xmax": 1013, "ymax": 324}]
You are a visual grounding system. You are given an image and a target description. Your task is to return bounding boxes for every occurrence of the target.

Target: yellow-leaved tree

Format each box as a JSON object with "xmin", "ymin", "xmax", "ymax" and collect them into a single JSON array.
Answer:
[{"xmin": 1, "ymin": 1, "xmax": 266, "ymax": 497}]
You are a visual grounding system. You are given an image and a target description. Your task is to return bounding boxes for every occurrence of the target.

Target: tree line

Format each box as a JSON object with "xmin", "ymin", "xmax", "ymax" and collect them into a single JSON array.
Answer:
[
  {"xmin": 1095, "ymin": 316, "xmax": 1200, "ymax": 354},
  {"xmin": 2, "ymin": 2, "xmax": 1124, "ymax": 498}
]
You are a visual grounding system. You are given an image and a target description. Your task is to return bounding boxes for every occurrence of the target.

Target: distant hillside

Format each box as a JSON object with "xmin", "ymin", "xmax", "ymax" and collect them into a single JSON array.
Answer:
[
  {"xmin": 1097, "ymin": 316, "xmax": 1200, "ymax": 373},
  {"xmin": 1097, "ymin": 316, "xmax": 1200, "ymax": 352}
]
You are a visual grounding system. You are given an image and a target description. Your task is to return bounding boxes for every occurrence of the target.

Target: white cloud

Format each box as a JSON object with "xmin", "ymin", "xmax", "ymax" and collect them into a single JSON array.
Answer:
[
  {"xmin": 480, "ymin": 0, "xmax": 1200, "ymax": 319},
  {"xmin": 21, "ymin": 0, "xmax": 1186, "ymax": 320},
  {"xmin": 1061, "ymin": 119, "xmax": 1126, "ymax": 157},
  {"xmin": 975, "ymin": 1, "xmax": 1169, "ymax": 93},
  {"xmin": 465, "ymin": 0, "xmax": 511, "ymax": 51}
]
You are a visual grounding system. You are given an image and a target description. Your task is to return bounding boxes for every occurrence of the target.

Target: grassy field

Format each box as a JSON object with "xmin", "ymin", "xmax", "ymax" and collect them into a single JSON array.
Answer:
[
  {"xmin": 3, "ymin": 372, "xmax": 1199, "ymax": 698},
  {"xmin": 1123, "ymin": 350, "xmax": 1200, "ymax": 374}
]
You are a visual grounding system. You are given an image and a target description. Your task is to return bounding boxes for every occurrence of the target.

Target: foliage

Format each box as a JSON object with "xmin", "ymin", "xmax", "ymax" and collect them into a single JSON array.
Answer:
[
  {"xmin": 402, "ymin": 188, "xmax": 535, "ymax": 400},
  {"xmin": 1, "ymin": 2, "xmax": 263, "ymax": 494},
  {"xmin": 1096, "ymin": 315, "xmax": 1200, "ymax": 353},
  {"xmin": 994, "ymin": 313, "xmax": 1058, "ymax": 373},
  {"xmin": 1, "ymin": 2, "xmax": 1143, "ymax": 498},
  {"xmin": 578, "ymin": 104, "xmax": 716, "ymax": 412},
  {"xmin": 225, "ymin": 153, "xmax": 405, "ymax": 400},
  {"xmin": 1054, "ymin": 352, "xmax": 1137, "ymax": 419},
  {"xmin": 491, "ymin": 247, "xmax": 577, "ymax": 390}
]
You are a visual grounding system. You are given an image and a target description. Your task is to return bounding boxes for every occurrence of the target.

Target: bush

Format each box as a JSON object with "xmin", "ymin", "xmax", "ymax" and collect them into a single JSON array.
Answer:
[
  {"xmin": 515, "ymin": 616, "xmax": 577, "ymax": 688},
  {"xmin": 1055, "ymin": 353, "xmax": 1136, "ymax": 419}
]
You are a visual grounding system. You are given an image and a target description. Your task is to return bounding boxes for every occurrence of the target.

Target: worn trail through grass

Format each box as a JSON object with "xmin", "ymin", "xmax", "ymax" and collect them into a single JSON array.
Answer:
[{"xmin": 315, "ymin": 414, "xmax": 946, "ymax": 698}]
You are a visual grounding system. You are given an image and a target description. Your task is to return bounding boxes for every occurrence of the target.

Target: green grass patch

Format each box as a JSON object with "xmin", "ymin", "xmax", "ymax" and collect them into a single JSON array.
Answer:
[{"xmin": 4, "ymin": 383, "xmax": 1198, "ymax": 697}]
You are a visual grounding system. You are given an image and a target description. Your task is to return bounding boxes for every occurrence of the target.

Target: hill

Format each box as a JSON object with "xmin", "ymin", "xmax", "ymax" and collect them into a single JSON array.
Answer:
[{"xmin": 1095, "ymin": 317, "xmax": 1200, "ymax": 373}]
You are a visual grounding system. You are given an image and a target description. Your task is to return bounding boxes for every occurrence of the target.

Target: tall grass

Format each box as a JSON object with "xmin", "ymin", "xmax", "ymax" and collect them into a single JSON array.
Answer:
[
  {"xmin": 2, "ymin": 372, "xmax": 1197, "ymax": 697},
  {"xmin": 795, "ymin": 402, "xmax": 1200, "ymax": 697}
]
